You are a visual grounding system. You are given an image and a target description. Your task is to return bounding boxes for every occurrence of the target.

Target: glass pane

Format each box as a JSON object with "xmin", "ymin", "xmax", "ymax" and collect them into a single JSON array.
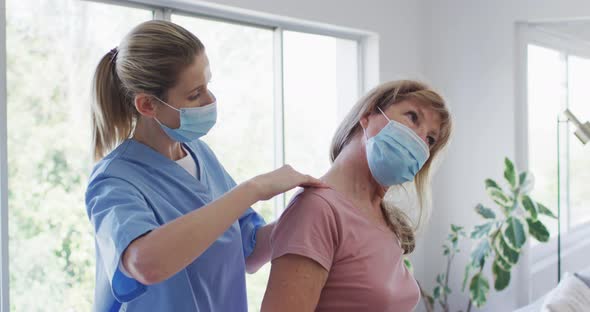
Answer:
[
  {"xmin": 567, "ymin": 55, "xmax": 590, "ymax": 228},
  {"xmin": 172, "ymin": 14, "xmax": 274, "ymax": 312},
  {"xmin": 283, "ymin": 30, "xmax": 359, "ymax": 203},
  {"xmin": 7, "ymin": 1, "xmax": 151, "ymax": 311},
  {"xmin": 527, "ymin": 44, "xmax": 566, "ymax": 239}
]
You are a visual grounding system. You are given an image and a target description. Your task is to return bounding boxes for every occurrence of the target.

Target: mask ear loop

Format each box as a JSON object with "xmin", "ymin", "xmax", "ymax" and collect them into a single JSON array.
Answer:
[
  {"xmin": 377, "ymin": 106, "xmax": 391, "ymax": 122},
  {"xmin": 153, "ymin": 96, "xmax": 181, "ymax": 112},
  {"xmin": 153, "ymin": 96, "xmax": 181, "ymax": 128},
  {"xmin": 361, "ymin": 122, "xmax": 369, "ymax": 142}
]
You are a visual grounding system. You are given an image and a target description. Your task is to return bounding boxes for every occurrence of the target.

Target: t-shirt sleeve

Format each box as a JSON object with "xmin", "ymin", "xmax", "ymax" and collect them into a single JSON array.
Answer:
[
  {"xmin": 270, "ymin": 191, "xmax": 339, "ymax": 271},
  {"xmin": 86, "ymin": 176, "xmax": 159, "ymax": 303}
]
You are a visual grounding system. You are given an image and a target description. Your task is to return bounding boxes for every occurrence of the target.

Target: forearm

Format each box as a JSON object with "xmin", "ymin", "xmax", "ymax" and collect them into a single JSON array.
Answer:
[
  {"xmin": 245, "ymin": 222, "xmax": 275, "ymax": 273},
  {"xmin": 123, "ymin": 180, "xmax": 260, "ymax": 284}
]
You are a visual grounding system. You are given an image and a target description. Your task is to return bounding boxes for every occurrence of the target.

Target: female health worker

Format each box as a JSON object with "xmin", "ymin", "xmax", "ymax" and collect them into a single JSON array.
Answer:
[{"xmin": 85, "ymin": 20, "xmax": 323, "ymax": 312}]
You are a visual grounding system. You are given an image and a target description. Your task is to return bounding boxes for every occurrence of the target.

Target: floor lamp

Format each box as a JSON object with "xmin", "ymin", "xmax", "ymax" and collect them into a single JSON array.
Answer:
[{"xmin": 557, "ymin": 108, "xmax": 590, "ymax": 282}]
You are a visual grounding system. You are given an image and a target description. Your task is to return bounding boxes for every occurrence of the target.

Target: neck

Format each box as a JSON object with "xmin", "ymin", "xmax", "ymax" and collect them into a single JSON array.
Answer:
[
  {"xmin": 132, "ymin": 117, "xmax": 186, "ymax": 161},
  {"xmin": 322, "ymin": 135, "xmax": 386, "ymax": 213}
]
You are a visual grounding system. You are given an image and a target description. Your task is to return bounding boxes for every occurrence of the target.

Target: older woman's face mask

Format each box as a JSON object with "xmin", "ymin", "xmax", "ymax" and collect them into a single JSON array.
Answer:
[{"xmin": 363, "ymin": 107, "xmax": 430, "ymax": 186}]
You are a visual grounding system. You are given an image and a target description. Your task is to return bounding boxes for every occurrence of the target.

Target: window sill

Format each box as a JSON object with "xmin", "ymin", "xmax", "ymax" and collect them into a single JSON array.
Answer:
[{"xmin": 530, "ymin": 220, "xmax": 590, "ymax": 272}]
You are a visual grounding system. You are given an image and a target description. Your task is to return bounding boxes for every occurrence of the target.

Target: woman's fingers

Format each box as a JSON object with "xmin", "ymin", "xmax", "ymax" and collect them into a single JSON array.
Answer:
[
  {"xmin": 299, "ymin": 175, "xmax": 329, "ymax": 188},
  {"xmin": 251, "ymin": 165, "xmax": 327, "ymax": 201}
]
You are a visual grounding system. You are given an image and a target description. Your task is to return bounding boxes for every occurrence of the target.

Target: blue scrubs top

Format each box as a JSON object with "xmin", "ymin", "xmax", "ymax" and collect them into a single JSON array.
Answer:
[{"xmin": 85, "ymin": 139, "xmax": 265, "ymax": 312}]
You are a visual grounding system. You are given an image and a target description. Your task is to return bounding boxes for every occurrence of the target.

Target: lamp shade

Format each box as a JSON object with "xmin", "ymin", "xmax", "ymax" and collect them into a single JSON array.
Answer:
[{"xmin": 563, "ymin": 109, "xmax": 590, "ymax": 145}]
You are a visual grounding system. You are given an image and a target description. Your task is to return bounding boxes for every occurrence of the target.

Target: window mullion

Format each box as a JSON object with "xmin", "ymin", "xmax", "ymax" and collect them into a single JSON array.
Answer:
[
  {"xmin": 564, "ymin": 53, "xmax": 572, "ymax": 232},
  {"xmin": 153, "ymin": 7, "xmax": 166, "ymax": 20},
  {"xmin": 0, "ymin": 0, "xmax": 9, "ymax": 309},
  {"xmin": 273, "ymin": 27, "xmax": 285, "ymax": 218}
]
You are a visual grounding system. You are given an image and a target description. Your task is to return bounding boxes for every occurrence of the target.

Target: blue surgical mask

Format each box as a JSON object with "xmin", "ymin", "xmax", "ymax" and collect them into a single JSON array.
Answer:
[
  {"xmin": 364, "ymin": 107, "xmax": 430, "ymax": 186},
  {"xmin": 154, "ymin": 94, "xmax": 217, "ymax": 143}
]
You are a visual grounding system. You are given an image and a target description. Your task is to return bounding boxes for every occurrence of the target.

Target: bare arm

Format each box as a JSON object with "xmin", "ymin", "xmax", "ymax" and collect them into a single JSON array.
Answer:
[
  {"xmin": 122, "ymin": 165, "xmax": 323, "ymax": 285},
  {"xmin": 261, "ymin": 254, "xmax": 329, "ymax": 312},
  {"xmin": 245, "ymin": 222, "xmax": 275, "ymax": 274}
]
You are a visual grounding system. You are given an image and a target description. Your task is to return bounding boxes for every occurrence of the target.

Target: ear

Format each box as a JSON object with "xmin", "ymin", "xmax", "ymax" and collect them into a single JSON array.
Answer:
[
  {"xmin": 359, "ymin": 113, "xmax": 370, "ymax": 130},
  {"xmin": 134, "ymin": 93, "xmax": 158, "ymax": 118}
]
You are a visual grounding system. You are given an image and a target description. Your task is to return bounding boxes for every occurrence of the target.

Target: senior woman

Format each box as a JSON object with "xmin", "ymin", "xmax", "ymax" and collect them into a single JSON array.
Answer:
[{"xmin": 261, "ymin": 80, "xmax": 453, "ymax": 312}]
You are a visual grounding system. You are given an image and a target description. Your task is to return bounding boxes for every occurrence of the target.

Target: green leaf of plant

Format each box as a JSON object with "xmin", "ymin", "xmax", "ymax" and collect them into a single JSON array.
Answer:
[
  {"xmin": 504, "ymin": 158, "xmax": 517, "ymax": 189},
  {"xmin": 519, "ymin": 171, "xmax": 535, "ymax": 194},
  {"xmin": 404, "ymin": 258, "xmax": 413, "ymax": 274},
  {"xmin": 471, "ymin": 239, "xmax": 491, "ymax": 268},
  {"xmin": 433, "ymin": 286, "xmax": 441, "ymax": 300},
  {"xmin": 424, "ymin": 294, "xmax": 434, "ymax": 306},
  {"xmin": 426, "ymin": 295, "xmax": 434, "ymax": 306},
  {"xmin": 451, "ymin": 224, "xmax": 464, "ymax": 233},
  {"xmin": 471, "ymin": 222, "xmax": 494, "ymax": 239},
  {"xmin": 462, "ymin": 265, "xmax": 471, "ymax": 292},
  {"xmin": 526, "ymin": 218, "xmax": 550, "ymax": 242},
  {"xmin": 495, "ymin": 234, "xmax": 520, "ymax": 265},
  {"xmin": 521, "ymin": 195, "xmax": 538, "ymax": 220},
  {"xmin": 493, "ymin": 260, "xmax": 511, "ymax": 291},
  {"xmin": 537, "ymin": 202, "xmax": 557, "ymax": 219},
  {"xmin": 436, "ymin": 273, "xmax": 446, "ymax": 285},
  {"xmin": 503, "ymin": 216, "xmax": 527, "ymax": 250},
  {"xmin": 475, "ymin": 204, "xmax": 496, "ymax": 219},
  {"xmin": 490, "ymin": 188, "xmax": 512, "ymax": 208},
  {"xmin": 485, "ymin": 178, "xmax": 501, "ymax": 190},
  {"xmin": 485, "ymin": 178, "xmax": 513, "ymax": 208},
  {"xmin": 519, "ymin": 171, "xmax": 527, "ymax": 185},
  {"xmin": 494, "ymin": 254, "xmax": 512, "ymax": 272},
  {"xmin": 469, "ymin": 273, "xmax": 490, "ymax": 308}
]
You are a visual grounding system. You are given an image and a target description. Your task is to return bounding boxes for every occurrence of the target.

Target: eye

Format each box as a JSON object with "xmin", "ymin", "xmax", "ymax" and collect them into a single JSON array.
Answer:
[
  {"xmin": 188, "ymin": 93, "xmax": 200, "ymax": 101},
  {"xmin": 406, "ymin": 111, "xmax": 419, "ymax": 124},
  {"xmin": 427, "ymin": 136, "xmax": 436, "ymax": 147}
]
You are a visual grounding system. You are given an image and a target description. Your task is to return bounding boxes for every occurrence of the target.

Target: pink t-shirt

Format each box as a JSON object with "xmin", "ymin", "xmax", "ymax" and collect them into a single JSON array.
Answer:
[{"xmin": 270, "ymin": 187, "xmax": 420, "ymax": 312}]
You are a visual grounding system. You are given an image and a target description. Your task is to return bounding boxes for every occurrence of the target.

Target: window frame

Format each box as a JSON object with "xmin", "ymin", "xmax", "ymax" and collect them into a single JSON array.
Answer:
[
  {"xmin": 0, "ymin": 0, "xmax": 8, "ymax": 310},
  {"xmin": 520, "ymin": 24, "xmax": 590, "ymax": 235},
  {"xmin": 0, "ymin": 0, "xmax": 377, "ymax": 310},
  {"xmin": 516, "ymin": 22, "xmax": 590, "ymax": 304}
]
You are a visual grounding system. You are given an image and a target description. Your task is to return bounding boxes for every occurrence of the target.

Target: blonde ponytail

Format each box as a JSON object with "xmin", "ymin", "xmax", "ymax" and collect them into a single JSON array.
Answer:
[{"xmin": 92, "ymin": 48, "xmax": 135, "ymax": 161}]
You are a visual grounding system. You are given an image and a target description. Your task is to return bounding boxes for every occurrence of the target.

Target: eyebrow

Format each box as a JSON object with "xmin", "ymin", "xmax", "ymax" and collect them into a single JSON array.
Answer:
[
  {"xmin": 186, "ymin": 85, "xmax": 205, "ymax": 96},
  {"xmin": 416, "ymin": 106, "xmax": 440, "ymax": 139},
  {"xmin": 186, "ymin": 71, "xmax": 213, "ymax": 96}
]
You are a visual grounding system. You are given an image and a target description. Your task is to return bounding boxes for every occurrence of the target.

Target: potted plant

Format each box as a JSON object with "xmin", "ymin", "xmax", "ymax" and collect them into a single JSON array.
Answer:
[{"xmin": 418, "ymin": 158, "xmax": 556, "ymax": 312}]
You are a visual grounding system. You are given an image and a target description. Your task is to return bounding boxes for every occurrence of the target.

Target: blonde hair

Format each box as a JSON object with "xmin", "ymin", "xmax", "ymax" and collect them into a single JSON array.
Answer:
[
  {"xmin": 91, "ymin": 20, "xmax": 205, "ymax": 161},
  {"xmin": 330, "ymin": 80, "xmax": 453, "ymax": 254}
]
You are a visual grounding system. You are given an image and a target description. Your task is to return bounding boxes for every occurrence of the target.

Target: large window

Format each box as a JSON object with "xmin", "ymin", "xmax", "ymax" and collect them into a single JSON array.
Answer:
[
  {"xmin": 527, "ymin": 44, "xmax": 590, "ymax": 241},
  {"xmin": 6, "ymin": 1, "xmax": 152, "ymax": 310},
  {"xmin": 2, "ymin": 1, "xmax": 365, "ymax": 311}
]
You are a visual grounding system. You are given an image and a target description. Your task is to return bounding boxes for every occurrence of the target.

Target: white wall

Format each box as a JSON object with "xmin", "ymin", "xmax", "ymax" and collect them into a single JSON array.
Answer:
[{"xmin": 420, "ymin": 1, "xmax": 590, "ymax": 311}]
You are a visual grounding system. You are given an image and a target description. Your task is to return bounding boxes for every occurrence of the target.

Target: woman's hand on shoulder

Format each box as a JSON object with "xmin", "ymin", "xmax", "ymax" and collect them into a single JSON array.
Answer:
[{"xmin": 249, "ymin": 165, "xmax": 327, "ymax": 201}]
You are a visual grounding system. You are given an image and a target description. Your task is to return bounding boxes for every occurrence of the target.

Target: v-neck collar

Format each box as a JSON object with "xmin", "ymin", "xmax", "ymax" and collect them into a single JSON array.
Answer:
[
  {"xmin": 181, "ymin": 142, "xmax": 205, "ymax": 182},
  {"xmin": 123, "ymin": 139, "xmax": 210, "ymax": 196}
]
